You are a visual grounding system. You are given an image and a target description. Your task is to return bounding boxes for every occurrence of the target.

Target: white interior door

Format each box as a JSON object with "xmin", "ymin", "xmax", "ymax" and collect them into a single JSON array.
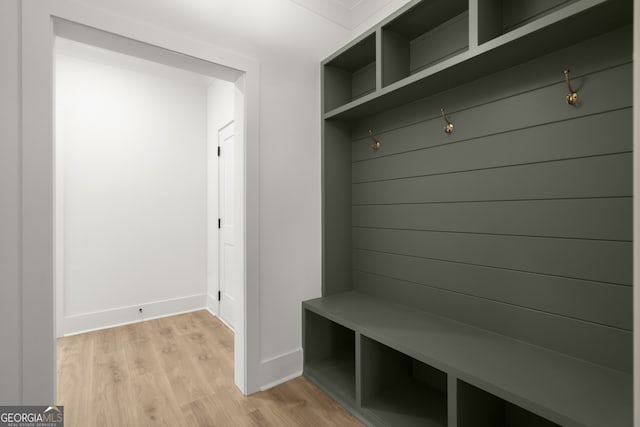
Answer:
[{"xmin": 218, "ymin": 121, "xmax": 236, "ymax": 329}]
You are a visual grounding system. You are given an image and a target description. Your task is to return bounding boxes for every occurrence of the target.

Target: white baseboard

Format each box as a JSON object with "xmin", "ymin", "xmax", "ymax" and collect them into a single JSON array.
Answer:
[
  {"xmin": 259, "ymin": 348, "xmax": 303, "ymax": 391},
  {"xmin": 63, "ymin": 294, "xmax": 207, "ymax": 336},
  {"xmin": 206, "ymin": 293, "xmax": 219, "ymax": 316}
]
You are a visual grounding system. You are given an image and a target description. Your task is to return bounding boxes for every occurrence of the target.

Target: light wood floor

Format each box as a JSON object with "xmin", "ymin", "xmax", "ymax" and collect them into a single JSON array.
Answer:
[{"xmin": 57, "ymin": 310, "xmax": 362, "ymax": 427}]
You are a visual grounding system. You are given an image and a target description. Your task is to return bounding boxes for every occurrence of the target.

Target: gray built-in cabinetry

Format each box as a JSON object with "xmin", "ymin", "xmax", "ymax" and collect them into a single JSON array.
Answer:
[{"xmin": 303, "ymin": 0, "xmax": 633, "ymax": 426}]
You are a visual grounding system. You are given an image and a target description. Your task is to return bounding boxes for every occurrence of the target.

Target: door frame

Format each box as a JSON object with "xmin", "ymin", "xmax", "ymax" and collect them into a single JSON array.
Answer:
[{"xmin": 21, "ymin": 1, "xmax": 262, "ymax": 401}]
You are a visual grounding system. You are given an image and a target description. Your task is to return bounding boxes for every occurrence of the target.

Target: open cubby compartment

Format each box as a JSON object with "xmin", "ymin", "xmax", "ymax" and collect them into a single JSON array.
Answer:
[
  {"xmin": 457, "ymin": 380, "xmax": 560, "ymax": 427},
  {"xmin": 477, "ymin": 0, "xmax": 579, "ymax": 44},
  {"xmin": 323, "ymin": 33, "xmax": 376, "ymax": 112},
  {"xmin": 361, "ymin": 336, "xmax": 447, "ymax": 427},
  {"xmin": 381, "ymin": 0, "xmax": 469, "ymax": 87},
  {"xmin": 303, "ymin": 309, "xmax": 356, "ymax": 402}
]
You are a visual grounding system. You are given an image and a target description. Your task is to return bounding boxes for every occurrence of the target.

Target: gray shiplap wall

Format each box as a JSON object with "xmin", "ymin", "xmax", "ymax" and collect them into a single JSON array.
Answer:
[{"xmin": 348, "ymin": 26, "xmax": 632, "ymax": 373}]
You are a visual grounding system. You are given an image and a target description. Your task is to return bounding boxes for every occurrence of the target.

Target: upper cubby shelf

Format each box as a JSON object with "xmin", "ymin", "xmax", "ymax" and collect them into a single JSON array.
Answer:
[
  {"xmin": 323, "ymin": 32, "xmax": 377, "ymax": 113},
  {"xmin": 322, "ymin": 0, "xmax": 631, "ymax": 120},
  {"xmin": 382, "ymin": 0, "xmax": 469, "ymax": 87},
  {"xmin": 477, "ymin": 0, "xmax": 578, "ymax": 44}
]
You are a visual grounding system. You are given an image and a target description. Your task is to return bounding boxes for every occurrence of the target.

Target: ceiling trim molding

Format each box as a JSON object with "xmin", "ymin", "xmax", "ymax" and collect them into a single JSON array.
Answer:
[{"xmin": 289, "ymin": 0, "xmax": 391, "ymax": 30}]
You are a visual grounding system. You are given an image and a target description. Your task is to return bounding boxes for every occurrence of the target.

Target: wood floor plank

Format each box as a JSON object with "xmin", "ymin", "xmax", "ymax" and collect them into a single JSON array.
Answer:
[
  {"xmin": 246, "ymin": 408, "xmax": 271, "ymax": 427},
  {"xmin": 91, "ymin": 348, "xmax": 136, "ymax": 427},
  {"xmin": 130, "ymin": 371, "xmax": 184, "ymax": 426},
  {"xmin": 172, "ymin": 312, "xmax": 204, "ymax": 336},
  {"xmin": 93, "ymin": 327, "xmax": 120, "ymax": 354},
  {"xmin": 123, "ymin": 336, "xmax": 161, "ymax": 376},
  {"xmin": 156, "ymin": 343, "xmax": 211, "ymax": 406},
  {"xmin": 182, "ymin": 394, "xmax": 251, "ymax": 427},
  {"xmin": 120, "ymin": 320, "xmax": 152, "ymax": 344},
  {"xmin": 57, "ymin": 310, "xmax": 362, "ymax": 427},
  {"xmin": 190, "ymin": 309, "xmax": 222, "ymax": 329},
  {"xmin": 57, "ymin": 332, "xmax": 94, "ymax": 427}
]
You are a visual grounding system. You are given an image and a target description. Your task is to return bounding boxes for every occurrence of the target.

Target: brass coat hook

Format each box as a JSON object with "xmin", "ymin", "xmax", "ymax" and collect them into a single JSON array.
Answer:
[
  {"xmin": 369, "ymin": 129, "xmax": 381, "ymax": 151},
  {"xmin": 564, "ymin": 69, "xmax": 578, "ymax": 105},
  {"xmin": 441, "ymin": 108, "xmax": 454, "ymax": 134}
]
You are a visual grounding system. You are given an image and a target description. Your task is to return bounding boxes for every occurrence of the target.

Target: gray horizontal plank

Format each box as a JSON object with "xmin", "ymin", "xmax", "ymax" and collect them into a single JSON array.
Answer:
[
  {"xmin": 351, "ymin": 271, "xmax": 632, "ymax": 373},
  {"xmin": 303, "ymin": 292, "xmax": 632, "ymax": 427},
  {"xmin": 351, "ymin": 227, "xmax": 631, "ymax": 285},
  {"xmin": 351, "ymin": 198, "xmax": 631, "ymax": 241},
  {"xmin": 352, "ymin": 153, "xmax": 631, "ymax": 204},
  {"xmin": 352, "ymin": 271, "xmax": 631, "ymax": 373},
  {"xmin": 351, "ymin": 26, "xmax": 631, "ymax": 161},
  {"xmin": 352, "ymin": 63, "xmax": 631, "ymax": 161},
  {"xmin": 352, "ymin": 109, "xmax": 631, "ymax": 183},
  {"xmin": 352, "ymin": 249, "xmax": 632, "ymax": 330}
]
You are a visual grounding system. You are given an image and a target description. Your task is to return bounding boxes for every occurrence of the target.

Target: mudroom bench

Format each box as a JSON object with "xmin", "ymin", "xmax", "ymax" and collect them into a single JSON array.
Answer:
[{"xmin": 303, "ymin": 292, "xmax": 631, "ymax": 427}]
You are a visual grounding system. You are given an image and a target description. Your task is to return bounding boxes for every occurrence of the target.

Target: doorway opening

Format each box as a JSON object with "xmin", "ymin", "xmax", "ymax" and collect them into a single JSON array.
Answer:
[
  {"xmin": 21, "ymin": 5, "xmax": 261, "ymax": 400},
  {"xmin": 53, "ymin": 19, "xmax": 248, "ymax": 393}
]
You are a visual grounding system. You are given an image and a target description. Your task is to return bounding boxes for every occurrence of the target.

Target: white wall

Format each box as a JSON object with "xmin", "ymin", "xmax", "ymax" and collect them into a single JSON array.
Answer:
[
  {"xmin": 257, "ymin": 54, "xmax": 325, "ymax": 375},
  {"xmin": 56, "ymin": 41, "xmax": 210, "ymax": 335},
  {"xmin": 206, "ymin": 79, "xmax": 235, "ymax": 315},
  {"xmin": 0, "ymin": 0, "xmax": 22, "ymax": 405},
  {"xmin": 252, "ymin": 1, "xmax": 413, "ymax": 388}
]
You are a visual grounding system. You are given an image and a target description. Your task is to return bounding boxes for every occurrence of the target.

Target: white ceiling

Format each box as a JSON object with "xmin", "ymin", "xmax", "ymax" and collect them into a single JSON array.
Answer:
[
  {"xmin": 73, "ymin": 0, "xmax": 355, "ymax": 60},
  {"xmin": 334, "ymin": 0, "xmax": 363, "ymax": 9},
  {"xmin": 288, "ymin": 0, "xmax": 393, "ymax": 29},
  {"xmin": 70, "ymin": 0, "xmax": 401, "ymax": 61}
]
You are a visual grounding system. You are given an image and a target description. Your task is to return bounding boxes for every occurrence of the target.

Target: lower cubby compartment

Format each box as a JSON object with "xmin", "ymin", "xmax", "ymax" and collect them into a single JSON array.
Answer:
[
  {"xmin": 361, "ymin": 336, "xmax": 447, "ymax": 427},
  {"xmin": 303, "ymin": 309, "xmax": 356, "ymax": 402},
  {"xmin": 457, "ymin": 380, "xmax": 559, "ymax": 427}
]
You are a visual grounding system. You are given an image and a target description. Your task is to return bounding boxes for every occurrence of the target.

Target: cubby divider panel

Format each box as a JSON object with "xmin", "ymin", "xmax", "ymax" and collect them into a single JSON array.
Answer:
[
  {"xmin": 457, "ymin": 380, "xmax": 560, "ymax": 427},
  {"xmin": 361, "ymin": 336, "xmax": 447, "ymax": 427},
  {"xmin": 303, "ymin": 310, "xmax": 356, "ymax": 402},
  {"xmin": 382, "ymin": 0, "xmax": 468, "ymax": 86},
  {"xmin": 324, "ymin": 33, "xmax": 376, "ymax": 112}
]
